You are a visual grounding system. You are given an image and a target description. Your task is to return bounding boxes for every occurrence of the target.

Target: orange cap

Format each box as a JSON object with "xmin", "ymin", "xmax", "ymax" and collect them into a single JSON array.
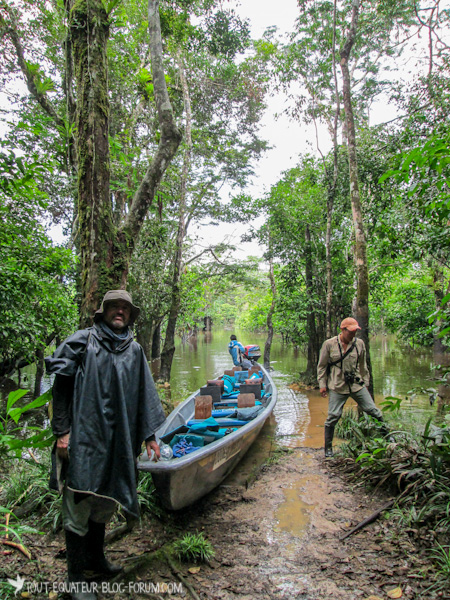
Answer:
[{"xmin": 340, "ymin": 317, "xmax": 361, "ymax": 331}]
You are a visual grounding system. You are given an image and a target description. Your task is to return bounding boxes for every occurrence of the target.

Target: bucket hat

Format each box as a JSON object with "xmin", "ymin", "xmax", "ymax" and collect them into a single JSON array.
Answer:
[{"xmin": 94, "ymin": 290, "xmax": 140, "ymax": 325}]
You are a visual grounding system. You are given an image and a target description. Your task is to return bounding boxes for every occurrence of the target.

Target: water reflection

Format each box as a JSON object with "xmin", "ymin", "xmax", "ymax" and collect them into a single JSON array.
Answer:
[
  {"xmin": 166, "ymin": 330, "xmax": 439, "ymax": 450},
  {"xmin": 2, "ymin": 330, "xmax": 441, "ymax": 451}
]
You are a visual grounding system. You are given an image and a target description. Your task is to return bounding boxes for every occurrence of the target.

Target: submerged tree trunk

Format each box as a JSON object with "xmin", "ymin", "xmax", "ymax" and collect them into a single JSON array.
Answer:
[
  {"xmin": 152, "ymin": 321, "xmax": 162, "ymax": 360},
  {"xmin": 340, "ymin": 0, "xmax": 373, "ymax": 396},
  {"xmin": 159, "ymin": 53, "xmax": 192, "ymax": 382},
  {"xmin": 264, "ymin": 257, "xmax": 276, "ymax": 370}
]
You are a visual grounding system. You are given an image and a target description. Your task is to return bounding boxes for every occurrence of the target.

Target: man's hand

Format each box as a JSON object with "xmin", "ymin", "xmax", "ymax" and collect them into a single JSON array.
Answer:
[
  {"xmin": 56, "ymin": 433, "xmax": 70, "ymax": 460},
  {"xmin": 146, "ymin": 440, "xmax": 160, "ymax": 462},
  {"xmin": 320, "ymin": 387, "xmax": 328, "ymax": 398}
]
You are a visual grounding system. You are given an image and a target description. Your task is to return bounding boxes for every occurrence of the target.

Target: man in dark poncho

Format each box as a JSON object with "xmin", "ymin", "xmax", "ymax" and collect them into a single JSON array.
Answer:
[{"xmin": 45, "ymin": 290, "xmax": 166, "ymax": 600}]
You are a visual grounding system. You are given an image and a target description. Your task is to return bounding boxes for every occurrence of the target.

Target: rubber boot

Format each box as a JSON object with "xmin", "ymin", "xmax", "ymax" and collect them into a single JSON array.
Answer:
[
  {"xmin": 324, "ymin": 425, "xmax": 335, "ymax": 457},
  {"xmin": 85, "ymin": 520, "xmax": 123, "ymax": 577},
  {"xmin": 65, "ymin": 529, "xmax": 97, "ymax": 600}
]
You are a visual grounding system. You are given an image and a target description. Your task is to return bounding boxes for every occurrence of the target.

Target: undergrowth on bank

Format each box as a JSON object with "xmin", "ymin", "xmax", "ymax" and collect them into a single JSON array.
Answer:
[{"xmin": 334, "ymin": 398, "xmax": 450, "ymax": 593}]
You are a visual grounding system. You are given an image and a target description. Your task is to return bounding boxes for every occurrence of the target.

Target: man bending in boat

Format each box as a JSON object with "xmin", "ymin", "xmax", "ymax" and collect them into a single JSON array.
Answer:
[
  {"xmin": 45, "ymin": 290, "xmax": 166, "ymax": 600},
  {"xmin": 317, "ymin": 317, "xmax": 390, "ymax": 457},
  {"xmin": 228, "ymin": 335, "xmax": 252, "ymax": 369}
]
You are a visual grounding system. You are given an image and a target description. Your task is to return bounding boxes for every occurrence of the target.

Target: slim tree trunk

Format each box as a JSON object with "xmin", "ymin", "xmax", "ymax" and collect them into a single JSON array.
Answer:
[
  {"xmin": 432, "ymin": 265, "xmax": 449, "ymax": 355},
  {"xmin": 136, "ymin": 320, "xmax": 153, "ymax": 359},
  {"xmin": 264, "ymin": 257, "xmax": 276, "ymax": 370},
  {"xmin": 152, "ymin": 321, "xmax": 162, "ymax": 360},
  {"xmin": 302, "ymin": 225, "xmax": 320, "ymax": 383},
  {"xmin": 326, "ymin": 0, "xmax": 341, "ymax": 339},
  {"xmin": 33, "ymin": 348, "xmax": 44, "ymax": 398},
  {"xmin": 159, "ymin": 53, "xmax": 192, "ymax": 382},
  {"xmin": 340, "ymin": 0, "xmax": 373, "ymax": 396}
]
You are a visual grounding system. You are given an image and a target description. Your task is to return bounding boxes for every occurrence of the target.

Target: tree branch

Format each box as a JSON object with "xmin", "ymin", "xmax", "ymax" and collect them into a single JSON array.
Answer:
[
  {"xmin": 122, "ymin": 0, "xmax": 182, "ymax": 242},
  {"xmin": 3, "ymin": 4, "xmax": 66, "ymax": 130}
]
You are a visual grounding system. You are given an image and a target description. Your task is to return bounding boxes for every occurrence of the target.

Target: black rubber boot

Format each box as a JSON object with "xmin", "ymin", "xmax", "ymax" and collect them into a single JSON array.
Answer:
[
  {"xmin": 65, "ymin": 529, "xmax": 97, "ymax": 600},
  {"xmin": 85, "ymin": 520, "xmax": 123, "ymax": 577},
  {"xmin": 324, "ymin": 425, "xmax": 335, "ymax": 457}
]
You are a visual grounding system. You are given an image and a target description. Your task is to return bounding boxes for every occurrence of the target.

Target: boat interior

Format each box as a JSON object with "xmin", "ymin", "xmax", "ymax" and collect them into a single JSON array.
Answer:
[{"xmin": 157, "ymin": 365, "xmax": 273, "ymax": 459}]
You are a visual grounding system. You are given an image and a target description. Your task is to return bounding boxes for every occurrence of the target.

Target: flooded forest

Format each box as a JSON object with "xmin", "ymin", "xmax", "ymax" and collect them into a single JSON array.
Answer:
[{"xmin": 1, "ymin": 0, "xmax": 450, "ymax": 599}]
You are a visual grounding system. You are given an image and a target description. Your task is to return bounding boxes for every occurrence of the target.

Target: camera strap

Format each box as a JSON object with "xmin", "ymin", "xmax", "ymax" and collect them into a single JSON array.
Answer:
[
  {"xmin": 328, "ymin": 337, "xmax": 360, "ymax": 393},
  {"xmin": 328, "ymin": 338, "xmax": 357, "ymax": 371}
]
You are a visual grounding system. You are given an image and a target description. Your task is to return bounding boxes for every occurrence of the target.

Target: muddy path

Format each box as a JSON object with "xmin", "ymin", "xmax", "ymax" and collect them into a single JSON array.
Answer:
[
  {"xmin": 4, "ymin": 446, "xmax": 443, "ymax": 600},
  {"xmin": 157, "ymin": 448, "xmax": 438, "ymax": 600}
]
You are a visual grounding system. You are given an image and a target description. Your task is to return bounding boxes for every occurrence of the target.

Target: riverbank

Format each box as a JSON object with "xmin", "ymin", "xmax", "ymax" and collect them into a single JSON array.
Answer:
[{"xmin": 2, "ymin": 446, "xmax": 445, "ymax": 600}]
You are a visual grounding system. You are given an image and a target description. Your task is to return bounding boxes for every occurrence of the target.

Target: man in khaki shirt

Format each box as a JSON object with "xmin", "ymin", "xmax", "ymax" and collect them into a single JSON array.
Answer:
[{"xmin": 317, "ymin": 317, "xmax": 387, "ymax": 457}]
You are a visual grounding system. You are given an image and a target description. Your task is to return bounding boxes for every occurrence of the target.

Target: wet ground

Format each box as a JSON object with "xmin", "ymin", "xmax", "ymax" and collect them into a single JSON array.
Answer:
[
  {"xmin": 155, "ymin": 447, "xmax": 439, "ymax": 600},
  {"xmin": 4, "ymin": 445, "xmax": 444, "ymax": 600},
  {"xmin": 1, "ymin": 333, "xmax": 445, "ymax": 599}
]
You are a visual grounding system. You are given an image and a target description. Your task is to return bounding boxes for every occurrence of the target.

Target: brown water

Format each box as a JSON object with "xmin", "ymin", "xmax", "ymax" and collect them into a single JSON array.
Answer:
[
  {"xmin": 165, "ymin": 330, "xmax": 437, "ymax": 450},
  {"xmin": 2, "ymin": 328, "xmax": 441, "ymax": 535},
  {"xmin": 3, "ymin": 329, "xmax": 438, "ymax": 450}
]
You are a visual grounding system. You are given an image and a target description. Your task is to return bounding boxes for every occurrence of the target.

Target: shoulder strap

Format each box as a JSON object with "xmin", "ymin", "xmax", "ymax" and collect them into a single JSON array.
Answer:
[{"xmin": 328, "ymin": 339, "xmax": 356, "ymax": 369}]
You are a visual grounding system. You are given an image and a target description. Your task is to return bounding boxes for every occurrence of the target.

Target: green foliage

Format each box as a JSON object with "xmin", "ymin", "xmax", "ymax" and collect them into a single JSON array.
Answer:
[
  {"xmin": 0, "ymin": 456, "xmax": 61, "ymax": 531},
  {"xmin": 0, "ymin": 505, "xmax": 41, "ymax": 546},
  {"xmin": 370, "ymin": 268, "xmax": 436, "ymax": 346},
  {"xmin": 380, "ymin": 133, "xmax": 450, "ymax": 223},
  {"xmin": 430, "ymin": 543, "xmax": 450, "ymax": 582},
  {"xmin": 172, "ymin": 531, "xmax": 215, "ymax": 563},
  {"xmin": 0, "ymin": 390, "xmax": 54, "ymax": 459},
  {"xmin": 335, "ymin": 404, "xmax": 450, "ymax": 590},
  {"xmin": 136, "ymin": 472, "xmax": 166, "ymax": 519},
  {"xmin": 0, "ymin": 147, "xmax": 77, "ymax": 373},
  {"xmin": 235, "ymin": 290, "xmax": 272, "ymax": 331}
]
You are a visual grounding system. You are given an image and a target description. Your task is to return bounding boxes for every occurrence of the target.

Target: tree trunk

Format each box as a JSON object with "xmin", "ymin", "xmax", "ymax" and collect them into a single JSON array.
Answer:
[
  {"xmin": 159, "ymin": 53, "xmax": 192, "ymax": 382},
  {"xmin": 264, "ymin": 257, "xmax": 276, "ymax": 370},
  {"xmin": 432, "ymin": 265, "xmax": 449, "ymax": 355},
  {"xmin": 325, "ymin": 0, "xmax": 341, "ymax": 339},
  {"xmin": 33, "ymin": 348, "xmax": 44, "ymax": 398},
  {"xmin": 302, "ymin": 225, "xmax": 320, "ymax": 383},
  {"xmin": 151, "ymin": 321, "xmax": 162, "ymax": 360},
  {"xmin": 136, "ymin": 320, "xmax": 154, "ymax": 359},
  {"xmin": 340, "ymin": 0, "xmax": 373, "ymax": 396},
  {"xmin": 70, "ymin": 0, "xmax": 112, "ymax": 326},
  {"xmin": 71, "ymin": 0, "xmax": 181, "ymax": 327}
]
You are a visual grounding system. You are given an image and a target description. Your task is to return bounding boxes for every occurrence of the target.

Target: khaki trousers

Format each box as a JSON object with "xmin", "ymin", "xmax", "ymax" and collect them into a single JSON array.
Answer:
[
  {"xmin": 325, "ymin": 387, "xmax": 382, "ymax": 428},
  {"xmin": 62, "ymin": 487, "xmax": 117, "ymax": 536}
]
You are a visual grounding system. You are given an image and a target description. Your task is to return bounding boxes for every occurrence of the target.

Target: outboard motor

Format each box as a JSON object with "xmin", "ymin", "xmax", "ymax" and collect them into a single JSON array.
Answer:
[{"xmin": 243, "ymin": 345, "xmax": 261, "ymax": 365}]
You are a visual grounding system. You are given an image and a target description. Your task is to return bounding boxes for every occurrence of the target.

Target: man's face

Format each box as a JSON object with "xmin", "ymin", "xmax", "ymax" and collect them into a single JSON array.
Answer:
[
  {"xmin": 103, "ymin": 300, "xmax": 131, "ymax": 332},
  {"xmin": 340, "ymin": 327, "xmax": 357, "ymax": 344}
]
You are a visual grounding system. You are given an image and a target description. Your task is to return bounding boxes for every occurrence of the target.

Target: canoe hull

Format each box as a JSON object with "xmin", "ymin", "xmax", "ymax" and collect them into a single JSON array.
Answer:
[{"xmin": 138, "ymin": 365, "xmax": 277, "ymax": 510}]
